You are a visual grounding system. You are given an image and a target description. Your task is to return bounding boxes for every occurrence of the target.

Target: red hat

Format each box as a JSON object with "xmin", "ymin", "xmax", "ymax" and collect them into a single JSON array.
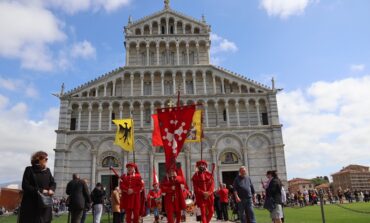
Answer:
[
  {"xmin": 126, "ymin": 162, "xmax": 140, "ymax": 174},
  {"xmin": 196, "ymin": 160, "xmax": 208, "ymax": 167},
  {"xmin": 126, "ymin": 162, "xmax": 137, "ymax": 168}
]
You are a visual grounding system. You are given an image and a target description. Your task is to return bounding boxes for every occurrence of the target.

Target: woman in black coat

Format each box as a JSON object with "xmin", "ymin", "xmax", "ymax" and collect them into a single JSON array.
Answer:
[{"xmin": 19, "ymin": 151, "xmax": 56, "ymax": 223}]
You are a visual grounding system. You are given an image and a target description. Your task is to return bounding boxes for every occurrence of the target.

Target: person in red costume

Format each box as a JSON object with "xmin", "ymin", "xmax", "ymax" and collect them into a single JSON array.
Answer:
[
  {"xmin": 147, "ymin": 182, "xmax": 162, "ymax": 223},
  {"xmin": 160, "ymin": 169, "xmax": 186, "ymax": 223},
  {"xmin": 120, "ymin": 163, "xmax": 144, "ymax": 223},
  {"xmin": 192, "ymin": 160, "xmax": 215, "ymax": 223}
]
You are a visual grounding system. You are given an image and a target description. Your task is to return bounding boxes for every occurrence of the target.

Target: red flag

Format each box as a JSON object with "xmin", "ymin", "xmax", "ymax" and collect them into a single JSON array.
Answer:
[
  {"xmin": 151, "ymin": 114, "xmax": 163, "ymax": 146},
  {"xmin": 153, "ymin": 164, "xmax": 159, "ymax": 185},
  {"xmin": 157, "ymin": 105, "xmax": 195, "ymax": 170},
  {"xmin": 176, "ymin": 167, "xmax": 188, "ymax": 190}
]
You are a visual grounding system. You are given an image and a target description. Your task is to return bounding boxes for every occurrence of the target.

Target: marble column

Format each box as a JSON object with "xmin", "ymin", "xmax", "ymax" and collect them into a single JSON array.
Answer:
[
  {"xmin": 108, "ymin": 105, "xmax": 113, "ymax": 131},
  {"xmin": 151, "ymin": 104, "xmax": 155, "ymax": 128},
  {"xmin": 210, "ymin": 147, "xmax": 218, "ymax": 187},
  {"xmin": 156, "ymin": 45, "xmax": 160, "ymax": 66},
  {"xmin": 215, "ymin": 102, "xmax": 219, "ymax": 127},
  {"xmin": 182, "ymin": 72, "xmax": 186, "ymax": 95},
  {"xmin": 176, "ymin": 43, "xmax": 180, "ymax": 65},
  {"xmin": 151, "ymin": 74, "xmax": 154, "ymax": 96},
  {"xmin": 104, "ymin": 83, "xmax": 107, "ymax": 97},
  {"xmin": 146, "ymin": 44, "xmax": 150, "ymax": 66},
  {"xmin": 246, "ymin": 103, "xmax": 250, "ymax": 126},
  {"xmin": 140, "ymin": 104, "xmax": 144, "ymax": 128},
  {"xmin": 256, "ymin": 102, "xmax": 261, "ymax": 126},
  {"xmin": 235, "ymin": 102, "xmax": 240, "ymax": 126},
  {"xmin": 192, "ymin": 73, "xmax": 197, "ymax": 95},
  {"xmin": 126, "ymin": 45, "xmax": 130, "ymax": 66},
  {"xmin": 221, "ymin": 78, "xmax": 225, "ymax": 94},
  {"xmin": 166, "ymin": 43, "xmax": 169, "ymax": 65},
  {"xmin": 172, "ymin": 73, "xmax": 176, "ymax": 94},
  {"xmin": 91, "ymin": 151, "xmax": 97, "ymax": 187},
  {"xmin": 196, "ymin": 43, "xmax": 200, "ymax": 64},
  {"xmin": 149, "ymin": 153, "xmax": 154, "ymax": 188},
  {"xmin": 77, "ymin": 106, "xmax": 82, "ymax": 131},
  {"xmin": 95, "ymin": 88, "xmax": 98, "ymax": 97},
  {"xmin": 161, "ymin": 72, "xmax": 164, "ymax": 95},
  {"xmin": 212, "ymin": 74, "xmax": 217, "ymax": 94},
  {"xmin": 112, "ymin": 80, "xmax": 116, "ymax": 96},
  {"xmin": 225, "ymin": 102, "xmax": 230, "ymax": 127},
  {"xmin": 136, "ymin": 46, "xmax": 140, "ymax": 66},
  {"xmin": 98, "ymin": 104, "xmax": 102, "ymax": 130},
  {"xmin": 130, "ymin": 74, "xmax": 134, "ymax": 96},
  {"xmin": 186, "ymin": 43, "xmax": 190, "ymax": 65},
  {"xmin": 87, "ymin": 105, "xmax": 92, "ymax": 131},
  {"xmin": 202, "ymin": 72, "xmax": 207, "ymax": 94},
  {"xmin": 140, "ymin": 73, "xmax": 144, "ymax": 96},
  {"xmin": 204, "ymin": 103, "xmax": 209, "ymax": 127}
]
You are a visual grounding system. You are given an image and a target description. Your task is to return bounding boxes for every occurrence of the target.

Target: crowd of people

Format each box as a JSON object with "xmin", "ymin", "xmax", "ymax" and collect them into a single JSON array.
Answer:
[{"xmin": 16, "ymin": 150, "xmax": 369, "ymax": 223}]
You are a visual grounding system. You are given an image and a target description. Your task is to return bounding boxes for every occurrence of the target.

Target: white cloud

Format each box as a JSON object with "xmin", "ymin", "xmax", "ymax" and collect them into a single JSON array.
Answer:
[
  {"xmin": 0, "ymin": 1, "xmax": 66, "ymax": 71},
  {"xmin": 278, "ymin": 75, "xmax": 370, "ymax": 179},
  {"xmin": 350, "ymin": 64, "xmax": 365, "ymax": 72},
  {"xmin": 71, "ymin": 41, "xmax": 97, "ymax": 59},
  {"xmin": 0, "ymin": 77, "xmax": 39, "ymax": 99},
  {"xmin": 0, "ymin": 95, "xmax": 59, "ymax": 183},
  {"xmin": 210, "ymin": 33, "xmax": 238, "ymax": 65},
  {"xmin": 210, "ymin": 33, "xmax": 238, "ymax": 54},
  {"xmin": 260, "ymin": 0, "xmax": 315, "ymax": 19}
]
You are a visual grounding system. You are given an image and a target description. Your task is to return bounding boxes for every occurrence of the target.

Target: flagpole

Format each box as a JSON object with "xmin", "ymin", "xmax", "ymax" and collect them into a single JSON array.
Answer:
[{"xmin": 200, "ymin": 108, "xmax": 204, "ymax": 160}]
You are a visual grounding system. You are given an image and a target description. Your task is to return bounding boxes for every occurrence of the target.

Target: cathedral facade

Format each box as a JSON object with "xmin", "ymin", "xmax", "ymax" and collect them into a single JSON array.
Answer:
[{"xmin": 53, "ymin": 2, "xmax": 287, "ymax": 197}]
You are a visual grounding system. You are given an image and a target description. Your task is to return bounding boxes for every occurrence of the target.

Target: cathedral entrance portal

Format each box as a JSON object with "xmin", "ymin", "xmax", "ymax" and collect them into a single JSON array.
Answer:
[
  {"xmin": 101, "ymin": 175, "xmax": 119, "ymax": 196},
  {"xmin": 221, "ymin": 171, "xmax": 238, "ymax": 188}
]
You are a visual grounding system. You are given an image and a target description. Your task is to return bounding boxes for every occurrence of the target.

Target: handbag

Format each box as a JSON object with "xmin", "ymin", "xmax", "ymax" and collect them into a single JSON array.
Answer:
[{"xmin": 30, "ymin": 168, "xmax": 53, "ymax": 208}]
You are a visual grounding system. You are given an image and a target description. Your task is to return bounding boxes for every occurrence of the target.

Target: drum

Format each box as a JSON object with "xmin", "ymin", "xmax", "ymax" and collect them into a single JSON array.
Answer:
[{"xmin": 185, "ymin": 199, "xmax": 194, "ymax": 214}]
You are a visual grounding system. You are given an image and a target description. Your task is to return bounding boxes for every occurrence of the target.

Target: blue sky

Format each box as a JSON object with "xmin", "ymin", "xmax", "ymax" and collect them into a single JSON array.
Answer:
[{"xmin": 0, "ymin": 0, "xmax": 369, "ymax": 185}]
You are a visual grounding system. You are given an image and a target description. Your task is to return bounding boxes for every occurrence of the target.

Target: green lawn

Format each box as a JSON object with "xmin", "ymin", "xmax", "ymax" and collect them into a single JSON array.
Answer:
[{"xmin": 1, "ymin": 203, "xmax": 369, "ymax": 223}]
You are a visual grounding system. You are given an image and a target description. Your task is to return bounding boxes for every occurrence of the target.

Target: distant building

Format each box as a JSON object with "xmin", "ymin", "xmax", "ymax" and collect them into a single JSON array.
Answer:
[
  {"xmin": 0, "ymin": 188, "xmax": 22, "ymax": 211},
  {"xmin": 288, "ymin": 178, "xmax": 315, "ymax": 193},
  {"xmin": 331, "ymin": 164, "xmax": 370, "ymax": 192}
]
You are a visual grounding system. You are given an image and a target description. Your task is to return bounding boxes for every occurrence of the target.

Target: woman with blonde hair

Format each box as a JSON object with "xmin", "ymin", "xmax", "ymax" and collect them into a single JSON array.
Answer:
[{"xmin": 18, "ymin": 151, "xmax": 56, "ymax": 223}]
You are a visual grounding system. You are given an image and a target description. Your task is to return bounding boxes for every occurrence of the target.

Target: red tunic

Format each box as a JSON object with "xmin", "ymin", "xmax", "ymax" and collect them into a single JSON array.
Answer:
[
  {"xmin": 218, "ymin": 188, "xmax": 229, "ymax": 203},
  {"xmin": 147, "ymin": 189, "xmax": 161, "ymax": 209},
  {"xmin": 192, "ymin": 171, "xmax": 214, "ymax": 207},
  {"xmin": 120, "ymin": 173, "xmax": 143, "ymax": 210},
  {"xmin": 160, "ymin": 176, "xmax": 186, "ymax": 212}
]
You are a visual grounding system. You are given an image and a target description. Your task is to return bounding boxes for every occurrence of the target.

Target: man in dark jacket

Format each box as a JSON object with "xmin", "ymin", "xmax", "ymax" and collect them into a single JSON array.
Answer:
[{"xmin": 66, "ymin": 173, "xmax": 91, "ymax": 223}]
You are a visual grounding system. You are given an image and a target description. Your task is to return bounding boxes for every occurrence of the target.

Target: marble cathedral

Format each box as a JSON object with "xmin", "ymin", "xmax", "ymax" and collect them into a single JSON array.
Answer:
[{"xmin": 53, "ymin": 1, "xmax": 287, "ymax": 196}]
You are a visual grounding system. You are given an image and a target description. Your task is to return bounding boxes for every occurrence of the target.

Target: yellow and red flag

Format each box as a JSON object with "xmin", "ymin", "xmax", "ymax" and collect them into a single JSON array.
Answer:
[
  {"xmin": 113, "ymin": 119, "xmax": 134, "ymax": 151},
  {"xmin": 185, "ymin": 110, "xmax": 202, "ymax": 143}
]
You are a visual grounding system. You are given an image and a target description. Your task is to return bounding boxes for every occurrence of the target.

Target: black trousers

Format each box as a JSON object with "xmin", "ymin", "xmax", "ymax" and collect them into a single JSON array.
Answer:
[
  {"xmin": 221, "ymin": 202, "xmax": 229, "ymax": 220},
  {"xmin": 113, "ymin": 212, "xmax": 121, "ymax": 223},
  {"xmin": 70, "ymin": 209, "xmax": 83, "ymax": 223}
]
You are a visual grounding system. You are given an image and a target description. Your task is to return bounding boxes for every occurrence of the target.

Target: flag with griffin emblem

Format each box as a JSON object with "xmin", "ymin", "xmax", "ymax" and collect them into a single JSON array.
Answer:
[{"xmin": 113, "ymin": 119, "xmax": 134, "ymax": 151}]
